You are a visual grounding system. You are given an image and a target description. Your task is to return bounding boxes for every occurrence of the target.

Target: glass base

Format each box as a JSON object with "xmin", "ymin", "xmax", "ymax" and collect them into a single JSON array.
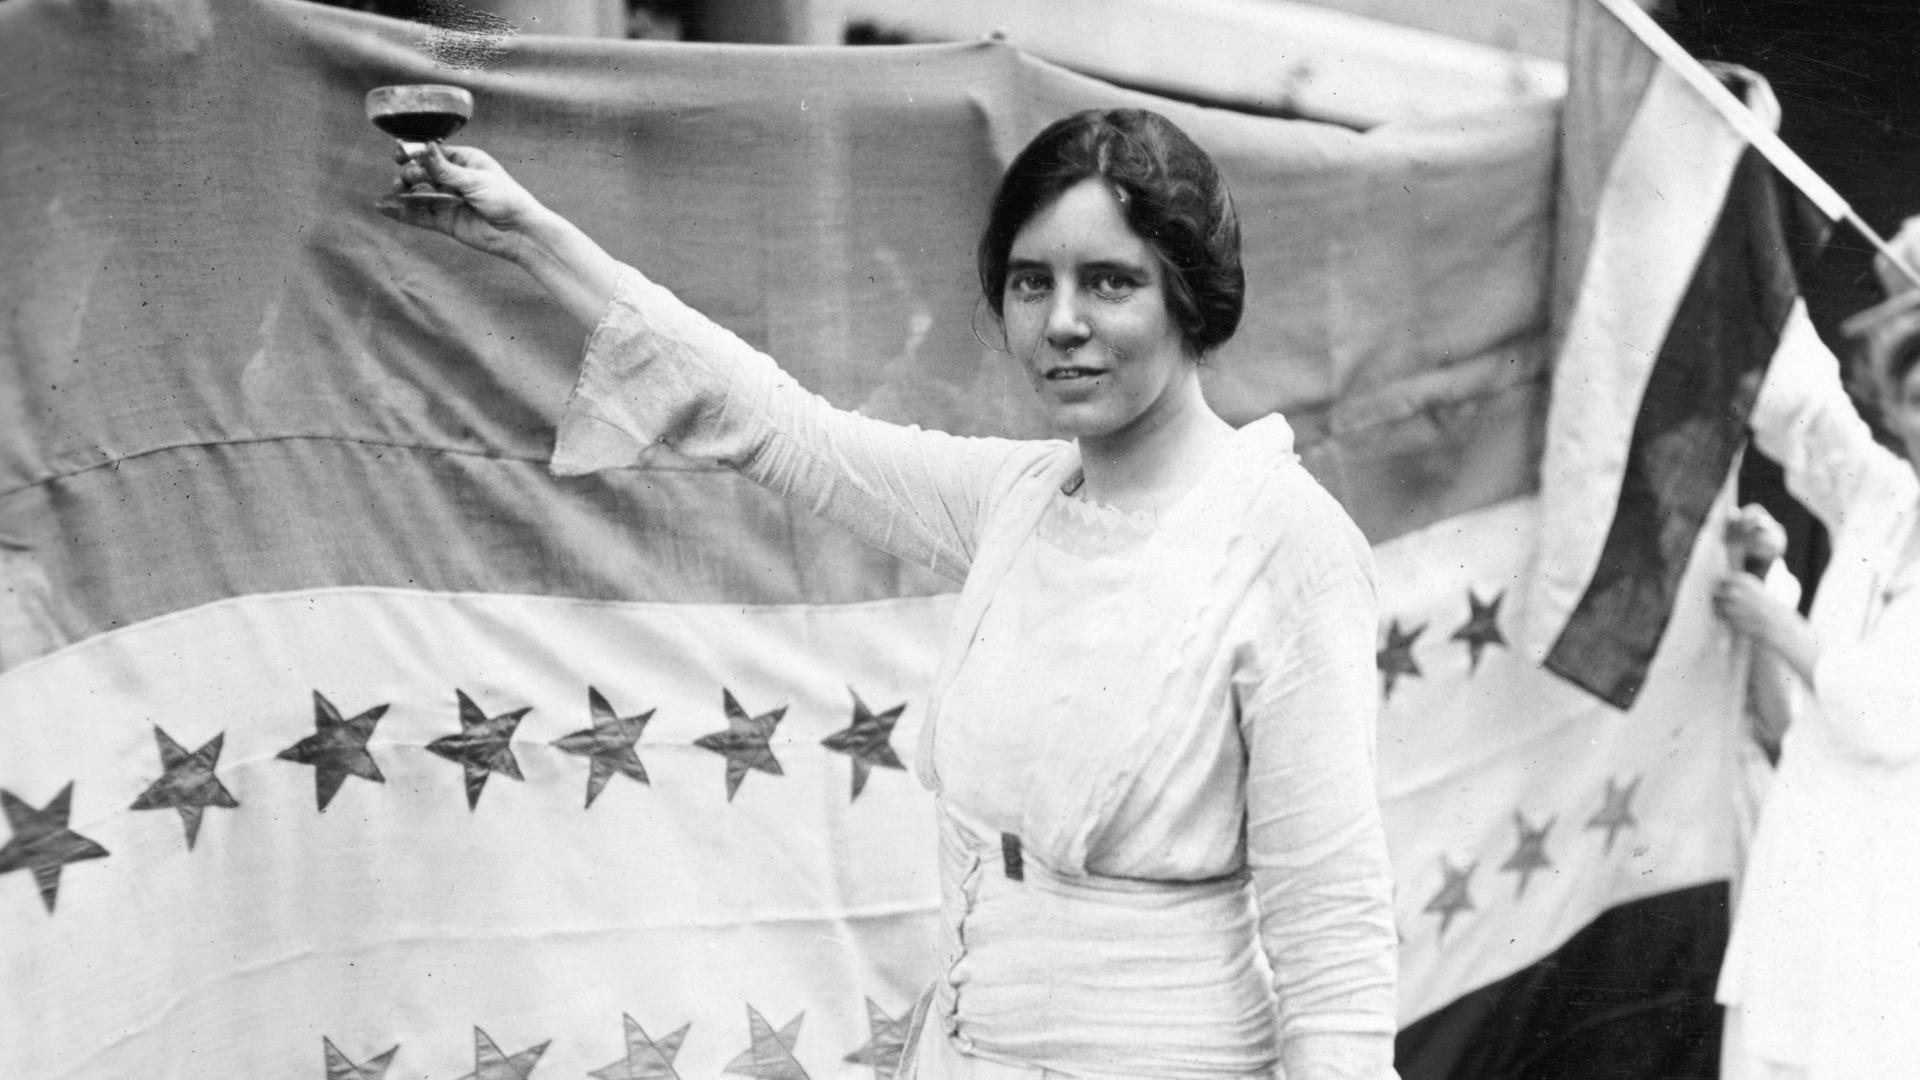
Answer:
[{"xmin": 394, "ymin": 188, "xmax": 463, "ymax": 207}]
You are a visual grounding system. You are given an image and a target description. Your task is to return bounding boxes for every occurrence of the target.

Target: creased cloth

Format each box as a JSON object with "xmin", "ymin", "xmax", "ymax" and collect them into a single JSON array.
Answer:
[
  {"xmin": 1716, "ymin": 306, "xmax": 1920, "ymax": 1080},
  {"xmin": 553, "ymin": 264, "xmax": 1399, "ymax": 1079},
  {"xmin": 923, "ymin": 806, "xmax": 1277, "ymax": 1079}
]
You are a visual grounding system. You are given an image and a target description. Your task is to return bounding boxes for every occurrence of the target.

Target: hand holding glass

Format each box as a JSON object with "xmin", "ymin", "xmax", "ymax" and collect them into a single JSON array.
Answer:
[{"xmin": 366, "ymin": 84, "xmax": 474, "ymax": 206}]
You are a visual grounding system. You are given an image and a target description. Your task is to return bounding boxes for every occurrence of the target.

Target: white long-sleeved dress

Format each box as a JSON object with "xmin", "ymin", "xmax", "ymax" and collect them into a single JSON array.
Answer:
[
  {"xmin": 1718, "ymin": 311, "xmax": 1920, "ymax": 1080},
  {"xmin": 551, "ymin": 265, "xmax": 1401, "ymax": 1080}
]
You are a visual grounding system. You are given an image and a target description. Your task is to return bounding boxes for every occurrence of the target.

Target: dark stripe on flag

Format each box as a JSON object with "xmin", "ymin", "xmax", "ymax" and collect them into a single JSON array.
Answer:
[
  {"xmin": 1394, "ymin": 881, "xmax": 1730, "ymax": 1080},
  {"xmin": 1544, "ymin": 147, "xmax": 1829, "ymax": 709}
]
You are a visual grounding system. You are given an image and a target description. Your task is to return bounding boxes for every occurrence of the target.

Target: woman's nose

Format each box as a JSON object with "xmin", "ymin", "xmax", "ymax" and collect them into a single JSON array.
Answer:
[{"xmin": 1044, "ymin": 289, "xmax": 1091, "ymax": 349}]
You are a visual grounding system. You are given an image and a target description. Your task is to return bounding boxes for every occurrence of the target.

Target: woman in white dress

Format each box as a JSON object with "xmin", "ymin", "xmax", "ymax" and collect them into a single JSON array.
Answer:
[
  {"xmin": 383, "ymin": 108, "xmax": 1400, "ymax": 1080},
  {"xmin": 1713, "ymin": 238, "xmax": 1920, "ymax": 1080}
]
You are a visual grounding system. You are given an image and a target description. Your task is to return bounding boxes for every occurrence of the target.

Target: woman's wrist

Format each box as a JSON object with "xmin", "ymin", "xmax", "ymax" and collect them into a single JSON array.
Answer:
[
  {"xmin": 508, "ymin": 203, "xmax": 576, "ymax": 273},
  {"xmin": 510, "ymin": 205, "xmax": 623, "ymax": 331},
  {"xmin": 1761, "ymin": 612, "xmax": 1821, "ymax": 687}
]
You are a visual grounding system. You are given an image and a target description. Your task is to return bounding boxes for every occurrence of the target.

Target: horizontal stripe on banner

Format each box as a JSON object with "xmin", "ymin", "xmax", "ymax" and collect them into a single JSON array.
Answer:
[
  {"xmin": 0, "ymin": 588, "xmax": 949, "ymax": 1078},
  {"xmin": 1, "ymin": 365, "xmax": 1544, "ymax": 652},
  {"xmin": 0, "ymin": 437, "xmax": 958, "ymax": 647},
  {"xmin": 1395, "ymin": 881, "xmax": 1729, "ymax": 1080},
  {"xmin": 1372, "ymin": 496, "xmax": 1743, "ymax": 1023}
]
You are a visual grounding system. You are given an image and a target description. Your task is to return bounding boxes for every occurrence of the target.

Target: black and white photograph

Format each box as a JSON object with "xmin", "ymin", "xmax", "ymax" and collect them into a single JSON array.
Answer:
[{"xmin": 3, "ymin": 1, "xmax": 1917, "ymax": 1077}]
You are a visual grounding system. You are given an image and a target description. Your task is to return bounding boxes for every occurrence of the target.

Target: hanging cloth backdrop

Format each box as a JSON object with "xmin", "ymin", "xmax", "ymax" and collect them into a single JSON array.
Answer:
[{"xmin": 0, "ymin": 0, "xmax": 1749, "ymax": 1076}]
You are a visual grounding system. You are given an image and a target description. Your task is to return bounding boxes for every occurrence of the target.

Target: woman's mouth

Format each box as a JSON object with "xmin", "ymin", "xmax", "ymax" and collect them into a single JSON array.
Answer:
[{"xmin": 1044, "ymin": 366, "xmax": 1105, "ymax": 381}]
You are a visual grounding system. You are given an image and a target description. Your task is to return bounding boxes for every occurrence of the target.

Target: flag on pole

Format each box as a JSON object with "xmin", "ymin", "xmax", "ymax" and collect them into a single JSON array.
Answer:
[
  {"xmin": 1390, "ymin": 2, "xmax": 1853, "ymax": 1073},
  {"xmin": 1521, "ymin": 0, "xmax": 1838, "ymax": 710}
]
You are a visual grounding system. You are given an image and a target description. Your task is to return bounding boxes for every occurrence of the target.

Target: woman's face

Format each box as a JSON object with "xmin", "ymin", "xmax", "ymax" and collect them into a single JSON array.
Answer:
[{"xmin": 1002, "ymin": 178, "xmax": 1193, "ymax": 447}]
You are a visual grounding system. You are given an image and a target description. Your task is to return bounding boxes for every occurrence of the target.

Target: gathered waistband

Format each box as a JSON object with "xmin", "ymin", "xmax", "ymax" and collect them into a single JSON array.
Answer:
[{"xmin": 931, "ymin": 808, "xmax": 1281, "ymax": 1080}]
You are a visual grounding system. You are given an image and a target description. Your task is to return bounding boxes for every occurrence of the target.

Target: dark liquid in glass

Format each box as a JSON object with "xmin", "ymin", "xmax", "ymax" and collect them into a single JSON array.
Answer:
[{"xmin": 374, "ymin": 111, "xmax": 467, "ymax": 142}]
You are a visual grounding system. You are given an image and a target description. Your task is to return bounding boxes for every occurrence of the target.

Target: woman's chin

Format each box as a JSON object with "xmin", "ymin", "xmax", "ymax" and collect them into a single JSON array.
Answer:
[{"xmin": 1041, "ymin": 407, "xmax": 1123, "ymax": 443}]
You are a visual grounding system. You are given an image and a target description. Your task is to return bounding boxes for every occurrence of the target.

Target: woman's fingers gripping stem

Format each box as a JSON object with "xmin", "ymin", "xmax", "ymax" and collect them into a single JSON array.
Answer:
[
  {"xmin": 376, "ymin": 143, "xmax": 543, "ymax": 262},
  {"xmin": 375, "ymin": 141, "xmax": 623, "ymax": 333}
]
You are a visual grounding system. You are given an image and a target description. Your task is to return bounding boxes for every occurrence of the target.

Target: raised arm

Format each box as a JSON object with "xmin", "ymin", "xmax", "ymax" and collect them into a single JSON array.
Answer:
[
  {"xmin": 1716, "ymin": 504, "xmax": 1802, "ymax": 758},
  {"xmin": 1736, "ymin": 305, "xmax": 1920, "ymax": 764},
  {"xmin": 380, "ymin": 145, "xmax": 1053, "ymax": 580},
  {"xmin": 1747, "ymin": 304, "xmax": 1911, "ymax": 533},
  {"xmin": 1238, "ymin": 512, "xmax": 1400, "ymax": 1080},
  {"xmin": 556, "ymin": 262, "xmax": 1052, "ymax": 580}
]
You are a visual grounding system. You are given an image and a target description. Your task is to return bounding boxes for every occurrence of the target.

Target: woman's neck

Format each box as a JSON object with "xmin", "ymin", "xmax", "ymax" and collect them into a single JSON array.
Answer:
[{"xmin": 1074, "ymin": 375, "xmax": 1233, "ymax": 513}]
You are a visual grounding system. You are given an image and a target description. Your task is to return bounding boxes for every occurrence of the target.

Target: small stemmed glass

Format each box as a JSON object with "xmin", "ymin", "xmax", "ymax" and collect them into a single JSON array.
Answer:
[{"xmin": 365, "ymin": 84, "xmax": 474, "ymax": 206}]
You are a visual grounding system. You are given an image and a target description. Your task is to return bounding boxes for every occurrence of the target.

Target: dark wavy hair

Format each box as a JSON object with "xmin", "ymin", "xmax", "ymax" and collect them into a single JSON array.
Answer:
[{"xmin": 977, "ymin": 108, "xmax": 1244, "ymax": 357}]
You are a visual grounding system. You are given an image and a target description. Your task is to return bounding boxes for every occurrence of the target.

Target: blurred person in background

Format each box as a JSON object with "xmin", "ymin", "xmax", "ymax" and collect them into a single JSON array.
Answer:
[{"xmin": 1713, "ymin": 219, "xmax": 1920, "ymax": 1080}]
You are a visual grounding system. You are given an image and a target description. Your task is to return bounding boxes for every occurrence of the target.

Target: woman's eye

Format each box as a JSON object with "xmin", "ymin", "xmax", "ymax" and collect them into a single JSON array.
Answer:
[
  {"xmin": 1089, "ymin": 273, "xmax": 1135, "ymax": 299},
  {"xmin": 1008, "ymin": 272, "xmax": 1050, "ymax": 299}
]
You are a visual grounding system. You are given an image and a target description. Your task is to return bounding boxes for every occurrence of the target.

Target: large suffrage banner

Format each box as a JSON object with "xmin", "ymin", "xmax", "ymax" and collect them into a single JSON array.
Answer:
[{"xmin": 0, "ymin": 0, "xmax": 1751, "ymax": 1076}]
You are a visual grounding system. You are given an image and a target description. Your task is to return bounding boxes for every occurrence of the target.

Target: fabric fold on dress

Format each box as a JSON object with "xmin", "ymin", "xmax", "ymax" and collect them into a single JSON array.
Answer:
[{"xmin": 1014, "ymin": 418, "xmax": 1306, "ymax": 875}]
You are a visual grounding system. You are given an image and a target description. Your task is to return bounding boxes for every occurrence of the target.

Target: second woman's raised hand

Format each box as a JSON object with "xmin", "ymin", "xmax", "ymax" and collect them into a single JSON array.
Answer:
[
  {"xmin": 1713, "ymin": 573, "xmax": 1787, "ymax": 638},
  {"xmin": 1713, "ymin": 571, "xmax": 1822, "ymax": 685},
  {"xmin": 1725, "ymin": 503, "xmax": 1787, "ymax": 573},
  {"xmin": 375, "ymin": 143, "xmax": 543, "ymax": 263}
]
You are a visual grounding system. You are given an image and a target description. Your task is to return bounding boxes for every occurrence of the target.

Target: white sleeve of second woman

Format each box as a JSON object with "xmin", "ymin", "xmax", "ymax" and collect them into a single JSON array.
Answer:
[{"xmin": 1748, "ymin": 304, "xmax": 1911, "ymax": 535}]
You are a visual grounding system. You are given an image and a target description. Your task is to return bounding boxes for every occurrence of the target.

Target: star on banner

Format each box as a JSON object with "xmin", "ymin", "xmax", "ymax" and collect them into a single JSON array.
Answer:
[
  {"xmin": 1377, "ymin": 619, "xmax": 1425, "ymax": 699},
  {"xmin": 723, "ymin": 1006, "xmax": 810, "ymax": 1080},
  {"xmin": 279, "ymin": 692, "xmax": 388, "ymax": 811},
  {"xmin": 0, "ymin": 783, "xmax": 109, "ymax": 913},
  {"xmin": 695, "ymin": 690, "xmax": 787, "ymax": 802},
  {"xmin": 589, "ymin": 1014, "xmax": 689, "ymax": 1080},
  {"xmin": 456, "ymin": 1027, "xmax": 549, "ymax": 1080},
  {"xmin": 428, "ymin": 690, "xmax": 530, "ymax": 810},
  {"xmin": 842, "ymin": 997, "xmax": 911, "ymax": 1080},
  {"xmin": 1586, "ymin": 775, "xmax": 1641, "ymax": 854},
  {"xmin": 1499, "ymin": 810, "xmax": 1555, "ymax": 899},
  {"xmin": 130, "ymin": 726, "xmax": 239, "ymax": 849},
  {"xmin": 322, "ymin": 1036, "xmax": 397, "ymax": 1079},
  {"xmin": 819, "ymin": 691, "xmax": 906, "ymax": 801},
  {"xmin": 1450, "ymin": 589, "xmax": 1507, "ymax": 672},
  {"xmin": 1423, "ymin": 855, "xmax": 1476, "ymax": 938},
  {"xmin": 552, "ymin": 688, "xmax": 654, "ymax": 809}
]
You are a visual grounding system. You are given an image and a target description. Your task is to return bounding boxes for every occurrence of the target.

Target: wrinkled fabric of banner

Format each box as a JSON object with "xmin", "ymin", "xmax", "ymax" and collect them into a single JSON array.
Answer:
[
  {"xmin": 0, "ymin": 0, "xmax": 1554, "ymax": 650},
  {"xmin": 0, "ymin": 0, "xmax": 1601, "ymax": 1076}
]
